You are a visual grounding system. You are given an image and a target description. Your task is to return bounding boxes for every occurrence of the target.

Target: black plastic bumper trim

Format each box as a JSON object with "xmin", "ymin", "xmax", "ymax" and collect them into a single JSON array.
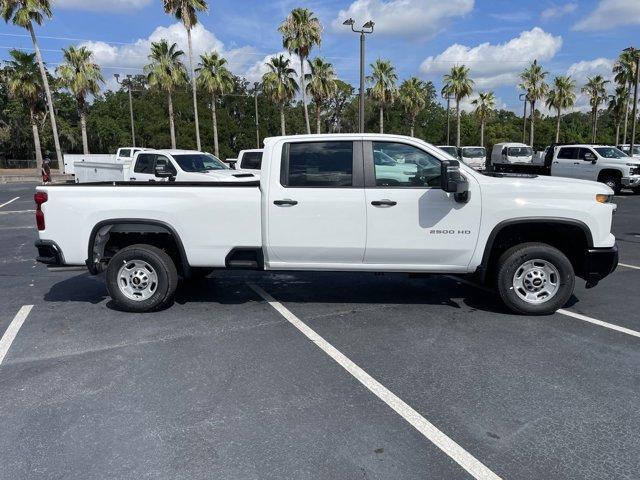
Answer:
[
  {"xmin": 35, "ymin": 240, "xmax": 65, "ymax": 266},
  {"xmin": 582, "ymin": 244, "xmax": 618, "ymax": 282}
]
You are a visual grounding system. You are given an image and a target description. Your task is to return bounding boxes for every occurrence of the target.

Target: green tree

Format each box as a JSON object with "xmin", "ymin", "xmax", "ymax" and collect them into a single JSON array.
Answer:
[
  {"xmin": 613, "ymin": 47, "xmax": 639, "ymax": 144},
  {"xmin": 279, "ymin": 7, "xmax": 322, "ymax": 135},
  {"xmin": 305, "ymin": 57, "xmax": 336, "ymax": 134},
  {"xmin": 326, "ymin": 80, "xmax": 354, "ymax": 133},
  {"xmin": 608, "ymin": 84, "xmax": 628, "ymax": 145},
  {"xmin": 1, "ymin": 0, "xmax": 62, "ymax": 168},
  {"xmin": 163, "ymin": 0, "xmax": 207, "ymax": 151},
  {"xmin": 519, "ymin": 60, "xmax": 548, "ymax": 148},
  {"xmin": 471, "ymin": 91, "xmax": 495, "ymax": 147},
  {"xmin": 262, "ymin": 54, "xmax": 298, "ymax": 135},
  {"xmin": 4, "ymin": 49, "xmax": 44, "ymax": 170},
  {"xmin": 197, "ymin": 51, "xmax": 234, "ymax": 157},
  {"xmin": 442, "ymin": 65, "xmax": 474, "ymax": 147},
  {"xmin": 545, "ymin": 75, "xmax": 576, "ymax": 143},
  {"xmin": 57, "ymin": 46, "xmax": 104, "ymax": 155},
  {"xmin": 144, "ymin": 40, "xmax": 188, "ymax": 149},
  {"xmin": 582, "ymin": 75, "xmax": 609, "ymax": 142},
  {"xmin": 368, "ymin": 59, "xmax": 398, "ymax": 134},
  {"xmin": 398, "ymin": 77, "xmax": 428, "ymax": 137}
]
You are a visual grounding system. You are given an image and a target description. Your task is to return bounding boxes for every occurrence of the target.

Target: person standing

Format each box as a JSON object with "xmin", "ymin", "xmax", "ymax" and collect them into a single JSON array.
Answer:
[{"xmin": 42, "ymin": 156, "xmax": 51, "ymax": 184}]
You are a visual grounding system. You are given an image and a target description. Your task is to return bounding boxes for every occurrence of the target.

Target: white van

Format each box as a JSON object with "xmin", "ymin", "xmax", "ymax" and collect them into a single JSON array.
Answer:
[{"xmin": 491, "ymin": 142, "xmax": 534, "ymax": 171}]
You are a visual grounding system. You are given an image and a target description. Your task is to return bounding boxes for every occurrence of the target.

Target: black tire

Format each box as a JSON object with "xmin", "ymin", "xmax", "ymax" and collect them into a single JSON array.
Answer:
[
  {"xmin": 106, "ymin": 244, "xmax": 178, "ymax": 312},
  {"xmin": 600, "ymin": 175, "xmax": 621, "ymax": 195},
  {"xmin": 496, "ymin": 242, "xmax": 575, "ymax": 315}
]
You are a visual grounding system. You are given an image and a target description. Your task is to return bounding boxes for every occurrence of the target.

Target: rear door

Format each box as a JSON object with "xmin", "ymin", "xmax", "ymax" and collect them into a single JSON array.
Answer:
[
  {"xmin": 551, "ymin": 146, "xmax": 579, "ymax": 178},
  {"xmin": 266, "ymin": 140, "xmax": 366, "ymax": 265},
  {"xmin": 363, "ymin": 140, "xmax": 481, "ymax": 269}
]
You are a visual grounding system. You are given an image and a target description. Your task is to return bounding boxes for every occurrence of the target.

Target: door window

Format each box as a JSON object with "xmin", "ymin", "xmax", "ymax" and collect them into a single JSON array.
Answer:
[
  {"xmin": 557, "ymin": 147, "xmax": 579, "ymax": 159},
  {"xmin": 579, "ymin": 148, "xmax": 596, "ymax": 161},
  {"xmin": 134, "ymin": 154, "xmax": 155, "ymax": 173},
  {"xmin": 242, "ymin": 152, "xmax": 262, "ymax": 170},
  {"xmin": 119, "ymin": 149, "xmax": 131, "ymax": 158},
  {"xmin": 282, "ymin": 141, "xmax": 353, "ymax": 187},
  {"xmin": 154, "ymin": 155, "xmax": 176, "ymax": 176},
  {"xmin": 372, "ymin": 142, "xmax": 441, "ymax": 187}
]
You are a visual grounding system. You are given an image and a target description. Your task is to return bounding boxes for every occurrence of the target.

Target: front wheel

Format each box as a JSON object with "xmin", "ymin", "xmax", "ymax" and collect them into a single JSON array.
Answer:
[
  {"xmin": 106, "ymin": 244, "xmax": 178, "ymax": 312},
  {"xmin": 496, "ymin": 242, "xmax": 575, "ymax": 315},
  {"xmin": 600, "ymin": 175, "xmax": 621, "ymax": 195}
]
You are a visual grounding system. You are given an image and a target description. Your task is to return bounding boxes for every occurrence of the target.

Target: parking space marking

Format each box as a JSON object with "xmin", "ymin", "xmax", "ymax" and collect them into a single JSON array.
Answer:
[
  {"xmin": 557, "ymin": 309, "xmax": 640, "ymax": 339},
  {"xmin": 0, "ymin": 197, "xmax": 19, "ymax": 209},
  {"xmin": 249, "ymin": 283, "xmax": 502, "ymax": 480},
  {"xmin": 0, "ymin": 305, "xmax": 34, "ymax": 365},
  {"xmin": 0, "ymin": 209, "xmax": 35, "ymax": 215},
  {"xmin": 619, "ymin": 263, "xmax": 640, "ymax": 270}
]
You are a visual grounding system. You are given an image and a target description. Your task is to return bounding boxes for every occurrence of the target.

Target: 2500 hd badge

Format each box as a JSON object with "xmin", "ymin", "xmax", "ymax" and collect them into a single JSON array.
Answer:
[{"xmin": 429, "ymin": 229, "xmax": 472, "ymax": 235}]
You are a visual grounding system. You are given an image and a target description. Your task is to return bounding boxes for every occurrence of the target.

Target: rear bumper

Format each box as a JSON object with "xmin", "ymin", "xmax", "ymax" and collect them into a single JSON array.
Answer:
[
  {"xmin": 35, "ymin": 240, "xmax": 65, "ymax": 266},
  {"xmin": 582, "ymin": 244, "xmax": 618, "ymax": 284}
]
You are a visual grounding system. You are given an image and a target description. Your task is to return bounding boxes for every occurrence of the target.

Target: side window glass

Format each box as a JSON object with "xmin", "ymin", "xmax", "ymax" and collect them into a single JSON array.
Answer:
[
  {"xmin": 372, "ymin": 142, "xmax": 441, "ymax": 187},
  {"xmin": 119, "ymin": 149, "xmax": 131, "ymax": 158},
  {"xmin": 134, "ymin": 154, "xmax": 154, "ymax": 174},
  {"xmin": 558, "ymin": 147, "xmax": 577, "ymax": 159},
  {"xmin": 579, "ymin": 148, "xmax": 595, "ymax": 161},
  {"xmin": 242, "ymin": 152, "xmax": 262, "ymax": 170},
  {"xmin": 284, "ymin": 141, "xmax": 353, "ymax": 187}
]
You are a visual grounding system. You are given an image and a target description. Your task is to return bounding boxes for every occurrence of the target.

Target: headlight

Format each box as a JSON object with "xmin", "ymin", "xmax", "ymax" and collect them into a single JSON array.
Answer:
[{"xmin": 596, "ymin": 194, "xmax": 614, "ymax": 203}]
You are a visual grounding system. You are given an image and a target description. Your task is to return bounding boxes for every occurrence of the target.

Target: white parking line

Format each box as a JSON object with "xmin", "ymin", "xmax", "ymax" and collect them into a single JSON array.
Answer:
[
  {"xmin": 0, "ymin": 305, "xmax": 34, "ymax": 365},
  {"xmin": 248, "ymin": 283, "xmax": 502, "ymax": 480},
  {"xmin": 0, "ymin": 197, "xmax": 19, "ymax": 209},
  {"xmin": 0, "ymin": 209, "xmax": 35, "ymax": 215},
  {"xmin": 619, "ymin": 263, "xmax": 640, "ymax": 270},
  {"xmin": 557, "ymin": 309, "xmax": 640, "ymax": 339}
]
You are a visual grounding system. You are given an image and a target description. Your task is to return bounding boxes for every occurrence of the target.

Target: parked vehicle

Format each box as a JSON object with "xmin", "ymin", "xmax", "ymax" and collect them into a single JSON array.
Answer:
[
  {"xmin": 35, "ymin": 134, "xmax": 618, "ymax": 315},
  {"xmin": 63, "ymin": 147, "xmax": 146, "ymax": 176},
  {"xmin": 437, "ymin": 145, "xmax": 458, "ymax": 157},
  {"xmin": 491, "ymin": 142, "xmax": 536, "ymax": 172},
  {"xmin": 234, "ymin": 149, "xmax": 263, "ymax": 173},
  {"xmin": 459, "ymin": 146, "xmax": 487, "ymax": 170},
  {"xmin": 617, "ymin": 144, "xmax": 640, "ymax": 159}
]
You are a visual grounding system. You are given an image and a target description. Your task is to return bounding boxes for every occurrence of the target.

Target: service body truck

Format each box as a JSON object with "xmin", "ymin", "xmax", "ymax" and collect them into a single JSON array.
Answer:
[
  {"xmin": 35, "ymin": 134, "xmax": 618, "ymax": 315},
  {"xmin": 491, "ymin": 143, "xmax": 536, "ymax": 172},
  {"xmin": 459, "ymin": 146, "xmax": 487, "ymax": 171}
]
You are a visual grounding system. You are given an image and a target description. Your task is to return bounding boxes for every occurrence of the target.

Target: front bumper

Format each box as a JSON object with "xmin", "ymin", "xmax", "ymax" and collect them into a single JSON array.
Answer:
[
  {"xmin": 35, "ymin": 240, "xmax": 65, "ymax": 266},
  {"xmin": 622, "ymin": 175, "xmax": 640, "ymax": 187},
  {"xmin": 582, "ymin": 244, "xmax": 618, "ymax": 284}
]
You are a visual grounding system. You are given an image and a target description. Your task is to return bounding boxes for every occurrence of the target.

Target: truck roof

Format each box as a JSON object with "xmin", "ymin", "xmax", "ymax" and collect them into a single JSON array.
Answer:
[{"xmin": 264, "ymin": 133, "xmax": 431, "ymax": 143}]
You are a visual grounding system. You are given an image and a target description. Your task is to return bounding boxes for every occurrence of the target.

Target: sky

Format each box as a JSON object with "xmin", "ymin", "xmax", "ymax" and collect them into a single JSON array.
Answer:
[{"xmin": 1, "ymin": 0, "xmax": 639, "ymax": 114}]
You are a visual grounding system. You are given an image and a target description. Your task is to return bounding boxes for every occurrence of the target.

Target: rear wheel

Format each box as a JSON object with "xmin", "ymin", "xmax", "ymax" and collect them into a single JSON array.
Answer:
[
  {"xmin": 106, "ymin": 244, "xmax": 178, "ymax": 312},
  {"xmin": 496, "ymin": 242, "xmax": 575, "ymax": 315},
  {"xmin": 600, "ymin": 175, "xmax": 621, "ymax": 194}
]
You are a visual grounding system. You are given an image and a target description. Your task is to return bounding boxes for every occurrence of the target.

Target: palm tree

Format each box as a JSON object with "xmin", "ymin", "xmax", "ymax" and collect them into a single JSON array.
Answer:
[
  {"xmin": 163, "ymin": 0, "xmax": 207, "ymax": 151},
  {"xmin": 609, "ymin": 84, "xmax": 628, "ymax": 145},
  {"xmin": 56, "ymin": 46, "xmax": 104, "ymax": 155},
  {"xmin": 279, "ymin": 7, "xmax": 322, "ymax": 135},
  {"xmin": 582, "ymin": 75, "xmax": 609, "ymax": 143},
  {"xmin": 197, "ymin": 51, "xmax": 233, "ymax": 158},
  {"xmin": 1, "ymin": 0, "xmax": 62, "ymax": 170},
  {"xmin": 368, "ymin": 59, "xmax": 397, "ymax": 134},
  {"xmin": 471, "ymin": 91, "xmax": 495, "ymax": 147},
  {"xmin": 519, "ymin": 60, "xmax": 548, "ymax": 148},
  {"xmin": 442, "ymin": 65, "xmax": 474, "ymax": 147},
  {"xmin": 545, "ymin": 75, "xmax": 576, "ymax": 143},
  {"xmin": 613, "ymin": 47, "xmax": 639, "ymax": 144},
  {"xmin": 144, "ymin": 40, "xmax": 188, "ymax": 149},
  {"xmin": 262, "ymin": 54, "xmax": 298, "ymax": 135},
  {"xmin": 4, "ymin": 49, "xmax": 44, "ymax": 171},
  {"xmin": 398, "ymin": 77, "xmax": 428, "ymax": 138},
  {"xmin": 305, "ymin": 57, "xmax": 336, "ymax": 134}
]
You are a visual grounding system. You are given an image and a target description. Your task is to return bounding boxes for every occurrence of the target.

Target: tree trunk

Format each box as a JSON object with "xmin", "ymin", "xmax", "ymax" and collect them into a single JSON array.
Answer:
[
  {"xmin": 29, "ymin": 23, "xmax": 62, "ymax": 172},
  {"xmin": 300, "ymin": 56, "xmax": 311, "ymax": 134},
  {"xmin": 592, "ymin": 107, "xmax": 598, "ymax": 143},
  {"xmin": 623, "ymin": 84, "xmax": 630, "ymax": 144},
  {"xmin": 212, "ymin": 94, "xmax": 219, "ymax": 158},
  {"xmin": 187, "ymin": 28, "xmax": 201, "ymax": 151},
  {"xmin": 456, "ymin": 99, "xmax": 461, "ymax": 147},
  {"xmin": 410, "ymin": 116, "xmax": 415, "ymax": 138},
  {"xmin": 168, "ymin": 92, "xmax": 176, "ymax": 149},
  {"xmin": 316, "ymin": 103, "xmax": 321, "ymax": 134},
  {"xmin": 379, "ymin": 106, "xmax": 384, "ymax": 134},
  {"xmin": 529, "ymin": 100, "xmax": 535, "ymax": 147},
  {"xmin": 480, "ymin": 120, "xmax": 485, "ymax": 148},
  {"xmin": 80, "ymin": 110, "xmax": 89, "ymax": 155},
  {"xmin": 555, "ymin": 107, "xmax": 561, "ymax": 143},
  {"xmin": 280, "ymin": 106, "xmax": 286, "ymax": 135},
  {"xmin": 615, "ymin": 122, "xmax": 620, "ymax": 146},
  {"xmin": 30, "ymin": 108, "xmax": 43, "ymax": 173}
]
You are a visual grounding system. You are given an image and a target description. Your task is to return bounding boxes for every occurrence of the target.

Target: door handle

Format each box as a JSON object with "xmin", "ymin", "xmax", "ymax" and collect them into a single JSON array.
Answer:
[
  {"xmin": 573, "ymin": 162, "xmax": 580, "ymax": 165},
  {"xmin": 274, "ymin": 199, "xmax": 298, "ymax": 206},
  {"xmin": 129, "ymin": 177, "xmax": 136, "ymax": 181},
  {"xmin": 371, "ymin": 199, "xmax": 397, "ymax": 207}
]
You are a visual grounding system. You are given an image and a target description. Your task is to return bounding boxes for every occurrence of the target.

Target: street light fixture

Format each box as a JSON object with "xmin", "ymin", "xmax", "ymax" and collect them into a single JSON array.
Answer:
[
  {"xmin": 519, "ymin": 92, "xmax": 528, "ymax": 144},
  {"xmin": 114, "ymin": 73, "xmax": 137, "ymax": 147},
  {"xmin": 343, "ymin": 18, "xmax": 374, "ymax": 133},
  {"xmin": 441, "ymin": 91, "xmax": 454, "ymax": 146}
]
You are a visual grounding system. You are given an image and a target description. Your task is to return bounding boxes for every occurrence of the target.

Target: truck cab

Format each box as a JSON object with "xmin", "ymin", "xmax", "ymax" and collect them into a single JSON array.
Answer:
[
  {"xmin": 617, "ymin": 144, "xmax": 640, "ymax": 159},
  {"xmin": 234, "ymin": 149, "xmax": 263, "ymax": 173},
  {"xmin": 491, "ymin": 142, "xmax": 534, "ymax": 170},
  {"xmin": 459, "ymin": 146, "xmax": 487, "ymax": 171}
]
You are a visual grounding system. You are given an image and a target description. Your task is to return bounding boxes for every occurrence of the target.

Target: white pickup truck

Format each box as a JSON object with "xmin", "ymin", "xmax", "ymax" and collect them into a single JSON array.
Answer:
[
  {"xmin": 234, "ymin": 149, "xmax": 263, "ymax": 173},
  {"xmin": 34, "ymin": 134, "xmax": 618, "ymax": 315}
]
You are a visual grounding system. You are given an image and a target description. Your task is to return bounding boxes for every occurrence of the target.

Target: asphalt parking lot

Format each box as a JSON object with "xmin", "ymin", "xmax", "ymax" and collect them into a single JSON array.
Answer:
[{"xmin": 1, "ymin": 182, "xmax": 639, "ymax": 480}]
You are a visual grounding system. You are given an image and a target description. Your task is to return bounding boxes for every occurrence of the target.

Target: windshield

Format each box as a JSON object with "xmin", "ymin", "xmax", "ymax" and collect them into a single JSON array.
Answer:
[
  {"xmin": 438, "ymin": 146, "xmax": 458, "ymax": 157},
  {"xmin": 595, "ymin": 147, "xmax": 627, "ymax": 159},
  {"xmin": 174, "ymin": 153, "xmax": 229, "ymax": 172},
  {"xmin": 507, "ymin": 147, "xmax": 533, "ymax": 157},
  {"xmin": 462, "ymin": 147, "xmax": 486, "ymax": 158}
]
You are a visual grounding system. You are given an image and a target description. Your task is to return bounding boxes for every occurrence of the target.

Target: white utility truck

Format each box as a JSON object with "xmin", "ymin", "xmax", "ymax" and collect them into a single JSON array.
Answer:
[
  {"xmin": 459, "ymin": 146, "xmax": 487, "ymax": 170},
  {"xmin": 64, "ymin": 147, "xmax": 144, "ymax": 176},
  {"xmin": 617, "ymin": 144, "xmax": 640, "ymax": 159},
  {"xmin": 491, "ymin": 142, "xmax": 536, "ymax": 171},
  {"xmin": 34, "ymin": 134, "xmax": 618, "ymax": 315}
]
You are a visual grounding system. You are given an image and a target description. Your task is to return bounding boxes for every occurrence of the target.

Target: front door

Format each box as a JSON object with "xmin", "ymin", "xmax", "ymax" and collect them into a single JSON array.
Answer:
[
  {"xmin": 551, "ymin": 146, "xmax": 579, "ymax": 178},
  {"xmin": 363, "ymin": 141, "xmax": 481, "ymax": 270},
  {"xmin": 266, "ymin": 140, "xmax": 366, "ymax": 266}
]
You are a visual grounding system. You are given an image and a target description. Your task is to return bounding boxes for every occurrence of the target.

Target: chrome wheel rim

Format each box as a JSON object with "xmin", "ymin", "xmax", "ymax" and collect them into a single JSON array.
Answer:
[
  {"xmin": 117, "ymin": 260, "xmax": 158, "ymax": 301},
  {"xmin": 512, "ymin": 259, "xmax": 560, "ymax": 304}
]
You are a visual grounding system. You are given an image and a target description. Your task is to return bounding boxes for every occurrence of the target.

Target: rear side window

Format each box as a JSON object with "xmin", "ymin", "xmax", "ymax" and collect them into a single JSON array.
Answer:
[
  {"xmin": 558, "ymin": 147, "xmax": 578, "ymax": 159},
  {"xmin": 283, "ymin": 141, "xmax": 353, "ymax": 187},
  {"xmin": 134, "ymin": 154, "xmax": 155, "ymax": 174},
  {"xmin": 119, "ymin": 149, "xmax": 131, "ymax": 158},
  {"xmin": 242, "ymin": 152, "xmax": 262, "ymax": 170}
]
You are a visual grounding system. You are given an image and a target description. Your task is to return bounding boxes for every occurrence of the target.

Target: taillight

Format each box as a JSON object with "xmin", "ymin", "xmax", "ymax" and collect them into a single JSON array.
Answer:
[{"xmin": 34, "ymin": 191, "xmax": 47, "ymax": 231}]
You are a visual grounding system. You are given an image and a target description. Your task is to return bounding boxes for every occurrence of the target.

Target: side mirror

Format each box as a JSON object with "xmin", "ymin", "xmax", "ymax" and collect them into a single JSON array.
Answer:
[
  {"xmin": 441, "ymin": 160, "xmax": 470, "ymax": 203},
  {"xmin": 154, "ymin": 160, "xmax": 175, "ymax": 179},
  {"xmin": 584, "ymin": 153, "xmax": 596, "ymax": 163}
]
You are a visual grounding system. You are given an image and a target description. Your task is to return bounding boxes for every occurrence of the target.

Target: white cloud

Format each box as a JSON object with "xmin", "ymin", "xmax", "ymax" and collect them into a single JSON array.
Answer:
[
  {"xmin": 243, "ymin": 51, "xmax": 301, "ymax": 85},
  {"xmin": 420, "ymin": 28, "xmax": 562, "ymax": 89},
  {"xmin": 458, "ymin": 93, "xmax": 507, "ymax": 113},
  {"xmin": 331, "ymin": 0, "xmax": 474, "ymax": 38},
  {"xmin": 566, "ymin": 57, "xmax": 615, "ymax": 86},
  {"xmin": 573, "ymin": 0, "xmax": 640, "ymax": 31},
  {"xmin": 54, "ymin": 0, "xmax": 152, "ymax": 12},
  {"xmin": 541, "ymin": 2, "xmax": 577, "ymax": 20}
]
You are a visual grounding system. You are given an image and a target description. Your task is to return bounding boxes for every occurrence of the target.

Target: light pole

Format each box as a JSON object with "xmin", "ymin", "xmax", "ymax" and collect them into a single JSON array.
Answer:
[
  {"xmin": 343, "ymin": 18, "xmax": 374, "ymax": 133},
  {"xmin": 253, "ymin": 82, "xmax": 260, "ymax": 148},
  {"xmin": 442, "ymin": 92, "xmax": 454, "ymax": 145},
  {"xmin": 115, "ymin": 74, "xmax": 137, "ymax": 147},
  {"xmin": 519, "ymin": 92, "xmax": 528, "ymax": 144}
]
